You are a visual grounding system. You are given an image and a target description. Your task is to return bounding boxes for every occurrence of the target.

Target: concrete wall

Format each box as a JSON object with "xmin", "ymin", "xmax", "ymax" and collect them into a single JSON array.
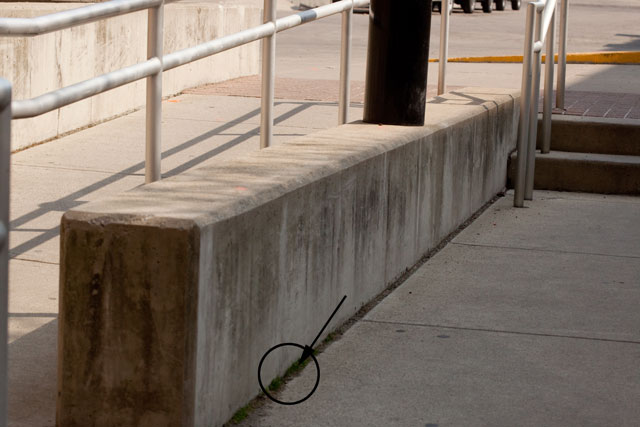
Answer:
[
  {"xmin": 296, "ymin": 0, "xmax": 332, "ymax": 8},
  {"xmin": 58, "ymin": 87, "xmax": 519, "ymax": 426},
  {"xmin": 0, "ymin": 2, "xmax": 261, "ymax": 150}
]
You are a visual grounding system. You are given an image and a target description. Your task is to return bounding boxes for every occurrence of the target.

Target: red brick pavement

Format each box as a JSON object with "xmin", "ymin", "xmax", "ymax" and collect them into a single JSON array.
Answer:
[
  {"xmin": 184, "ymin": 75, "xmax": 462, "ymax": 104},
  {"xmin": 186, "ymin": 76, "xmax": 640, "ymax": 120},
  {"xmin": 541, "ymin": 90, "xmax": 640, "ymax": 120}
]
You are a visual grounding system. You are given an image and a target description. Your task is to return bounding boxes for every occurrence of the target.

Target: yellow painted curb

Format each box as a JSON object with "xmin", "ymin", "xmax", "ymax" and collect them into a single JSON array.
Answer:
[{"xmin": 428, "ymin": 51, "xmax": 640, "ymax": 64}]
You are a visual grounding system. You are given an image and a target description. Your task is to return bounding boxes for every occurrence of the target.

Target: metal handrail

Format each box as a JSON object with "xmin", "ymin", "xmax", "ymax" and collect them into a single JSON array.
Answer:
[
  {"xmin": 0, "ymin": 0, "xmax": 161, "ymax": 37},
  {"xmin": 514, "ymin": 0, "xmax": 569, "ymax": 208},
  {"xmin": 1, "ymin": 0, "xmax": 369, "ymax": 182},
  {"xmin": 11, "ymin": 59, "xmax": 162, "ymax": 119},
  {"xmin": 1, "ymin": 0, "xmax": 166, "ymax": 182}
]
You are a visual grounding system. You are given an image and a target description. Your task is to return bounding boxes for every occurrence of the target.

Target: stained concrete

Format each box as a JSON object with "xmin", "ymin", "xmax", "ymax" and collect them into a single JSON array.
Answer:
[
  {"xmin": 58, "ymin": 88, "xmax": 518, "ymax": 426},
  {"xmin": 239, "ymin": 190, "xmax": 640, "ymax": 427},
  {"xmin": 6, "ymin": 91, "xmax": 382, "ymax": 427}
]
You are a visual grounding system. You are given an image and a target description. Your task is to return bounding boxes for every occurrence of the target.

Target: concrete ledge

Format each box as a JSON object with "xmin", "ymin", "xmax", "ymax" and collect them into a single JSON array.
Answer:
[
  {"xmin": 1, "ymin": 2, "xmax": 261, "ymax": 150},
  {"xmin": 58, "ymin": 87, "xmax": 519, "ymax": 426},
  {"xmin": 508, "ymin": 150, "xmax": 640, "ymax": 194},
  {"xmin": 536, "ymin": 115, "xmax": 640, "ymax": 156}
]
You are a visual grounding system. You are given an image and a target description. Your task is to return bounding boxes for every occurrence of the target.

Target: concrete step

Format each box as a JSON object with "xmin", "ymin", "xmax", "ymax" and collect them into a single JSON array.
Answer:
[
  {"xmin": 508, "ymin": 151, "xmax": 640, "ymax": 194},
  {"xmin": 536, "ymin": 115, "xmax": 640, "ymax": 156}
]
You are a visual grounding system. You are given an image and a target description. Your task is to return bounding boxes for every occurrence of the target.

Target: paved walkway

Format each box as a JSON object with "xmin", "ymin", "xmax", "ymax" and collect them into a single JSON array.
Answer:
[
  {"xmin": 549, "ymin": 91, "xmax": 640, "ymax": 119},
  {"xmin": 238, "ymin": 190, "xmax": 640, "ymax": 427}
]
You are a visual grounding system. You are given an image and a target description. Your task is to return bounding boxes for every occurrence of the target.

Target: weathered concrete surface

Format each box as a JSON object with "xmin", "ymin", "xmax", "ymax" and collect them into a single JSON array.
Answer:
[
  {"xmin": 0, "ymin": 1, "xmax": 261, "ymax": 150},
  {"xmin": 58, "ymin": 87, "xmax": 518, "ymax": 426},
  {"xmin": 238, "ymin": 191, "xmax": 640, "ymax": 427},
  {"xmin": 6, "ymin": 94, "xmax": 369, "ymax": 427}
]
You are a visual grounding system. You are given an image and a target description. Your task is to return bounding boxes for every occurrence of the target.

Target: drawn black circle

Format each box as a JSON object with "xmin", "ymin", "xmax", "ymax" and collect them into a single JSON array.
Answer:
[{"xmin": 257, "ymin": 342, "xmax": 320, "ymax": 405}]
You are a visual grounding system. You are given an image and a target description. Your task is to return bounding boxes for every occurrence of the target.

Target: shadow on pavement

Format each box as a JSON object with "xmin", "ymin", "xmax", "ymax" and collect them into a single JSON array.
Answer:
[
  {"xmin": 9, "ymin": 100, "xmax": 320, "ymax": 258},
  {"xmin": 8, "ymin": 319, "xmax": 57, "ymax": 427}
]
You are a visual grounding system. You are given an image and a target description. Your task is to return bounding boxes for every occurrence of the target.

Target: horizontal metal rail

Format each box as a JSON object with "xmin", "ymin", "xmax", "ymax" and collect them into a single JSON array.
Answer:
[
  {"xmin": 7, "ymin": 0, "xmax": 369, "ymax": 157},
  {"xmin": 0, "ymin": 0, "xmax": 161, "ymax": 37},
  {"xmin": 10, "ymin": 0, "xmax": 369, "ymax": 118},
  {"xmin": 12, "ymin": 59, "xmax": 161, "ymax": 119}
]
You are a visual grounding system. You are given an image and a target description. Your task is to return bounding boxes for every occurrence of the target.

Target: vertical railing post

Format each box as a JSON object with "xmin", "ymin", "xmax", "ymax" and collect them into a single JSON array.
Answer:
[
  {"xmin": 541, "ymin": 7, "xmax": 555, "ymax": 154},
  {"xmin": 145, "ymin": 0, "xmax": 163, "ymax": 183},
  {"xmin": 524, "ymin": 5, "xmax": 544, "ymax": 201},
  {"xmin": 0, "ymin": 78, "xmax": 11, "ymax": 427},
  {"xmin": 437, "ymin": 0, "xmax": 451, "ymax": 95},
  {"xmin": 338, "ymin": 0, "xmax": 353, "ymax": 125},
  {"xmin": 556, "ymin": 0, "xmax": 568, "ymax": 109},
  {"xmin": 260, "ymin": 0, "xmax": 276, "ymax": 148},
  {"xmin": 514, "ymin": 3, "xmax": 536, "ymax": 208}
]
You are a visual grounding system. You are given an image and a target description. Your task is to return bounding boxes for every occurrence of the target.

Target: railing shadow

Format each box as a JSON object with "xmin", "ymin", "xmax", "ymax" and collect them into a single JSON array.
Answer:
[
  {"xmin": 8, "ymin": 318, "xmax": 57, "ymax": 427},
  {"xmin": 8, "ymin": 99, "xmax": 339, "ymax": 259}
]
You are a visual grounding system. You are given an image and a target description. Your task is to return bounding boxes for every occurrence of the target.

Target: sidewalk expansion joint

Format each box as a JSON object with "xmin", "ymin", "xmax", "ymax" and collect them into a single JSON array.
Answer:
[
  {"xmin": 451, "ymin": 241, "xmax": 640, "ymax": 260},
  {"xmin": 12, "ymin": 162, "xmax": 145, "ymax": 177},
  {"xmin": 361, "ymin": 319, "xmax": 640, "ymax": 345},
  {"xmin": 11, "ymin": 257, "xmax": 59, "ymax": 266}
]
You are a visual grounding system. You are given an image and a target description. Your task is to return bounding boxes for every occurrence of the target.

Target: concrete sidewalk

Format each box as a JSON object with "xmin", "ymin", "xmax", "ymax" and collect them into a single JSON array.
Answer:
[{"xmin": 238, "ymin": 190, "xmax": 640, "ymax": 427}]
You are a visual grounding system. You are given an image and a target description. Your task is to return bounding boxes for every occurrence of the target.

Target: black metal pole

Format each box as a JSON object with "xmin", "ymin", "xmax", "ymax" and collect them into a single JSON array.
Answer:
[{"xmin": 363, "ymin": 0, "xmax": 432, "ymax": 126}]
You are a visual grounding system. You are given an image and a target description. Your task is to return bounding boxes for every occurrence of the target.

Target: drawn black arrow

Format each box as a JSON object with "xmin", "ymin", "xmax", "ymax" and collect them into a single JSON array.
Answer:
[{"xmin": 298, "ymin": 295, "xmax": 347, "ymax": 364}]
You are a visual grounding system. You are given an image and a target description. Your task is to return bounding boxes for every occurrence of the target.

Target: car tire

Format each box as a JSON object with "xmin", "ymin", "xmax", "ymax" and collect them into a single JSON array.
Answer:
[
  {"xmin": 495, "ymin": 0, "xmax": 506, "ymax": 10},
  {"xmin": 482, "ymin": 0, "xmax": 492, "ymax": 13},
  {"xmin": 511, "ymin": 0, "xmax": 521, "ymax": 10},
  {"xmin": 462, "ymin": 0, "xmax": 476, "ymax": 13},
  {"xmin": 433, "ymin": 2, "xmax": 441, "ymax": 12}
]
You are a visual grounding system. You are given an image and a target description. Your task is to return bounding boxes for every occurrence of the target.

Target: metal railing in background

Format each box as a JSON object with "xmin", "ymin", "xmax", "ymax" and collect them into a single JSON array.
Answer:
[
  {"xmin": 556, "ymin": 0, "xmax": 569, "ymax": 109},
  {"xmin": 1, "ymin": 0, "xmax": 165, "ymax": 183},
  {"xmin": 0, "ymin": 78, "xmax": 10, "ymax": 427},
  {"xmin": 260, "ymin": 0, "xmax": 362, "ymax": 147},
  {"xmin": 514, "ymin": 0, "xmax": 569, "ymax": 208},
  {"xmin": 1, "ymin": 0, "xmax": 369, "ymax": 175},
  {"xmin": 438, "ymin": 0, "xmax": 452, "ymax": 95}
]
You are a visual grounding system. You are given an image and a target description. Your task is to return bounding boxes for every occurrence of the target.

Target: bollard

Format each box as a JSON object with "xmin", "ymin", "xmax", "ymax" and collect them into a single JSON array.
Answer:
[{"xmin": 363, "ymin": 0, "xmax": 432, "ymax": 126}]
